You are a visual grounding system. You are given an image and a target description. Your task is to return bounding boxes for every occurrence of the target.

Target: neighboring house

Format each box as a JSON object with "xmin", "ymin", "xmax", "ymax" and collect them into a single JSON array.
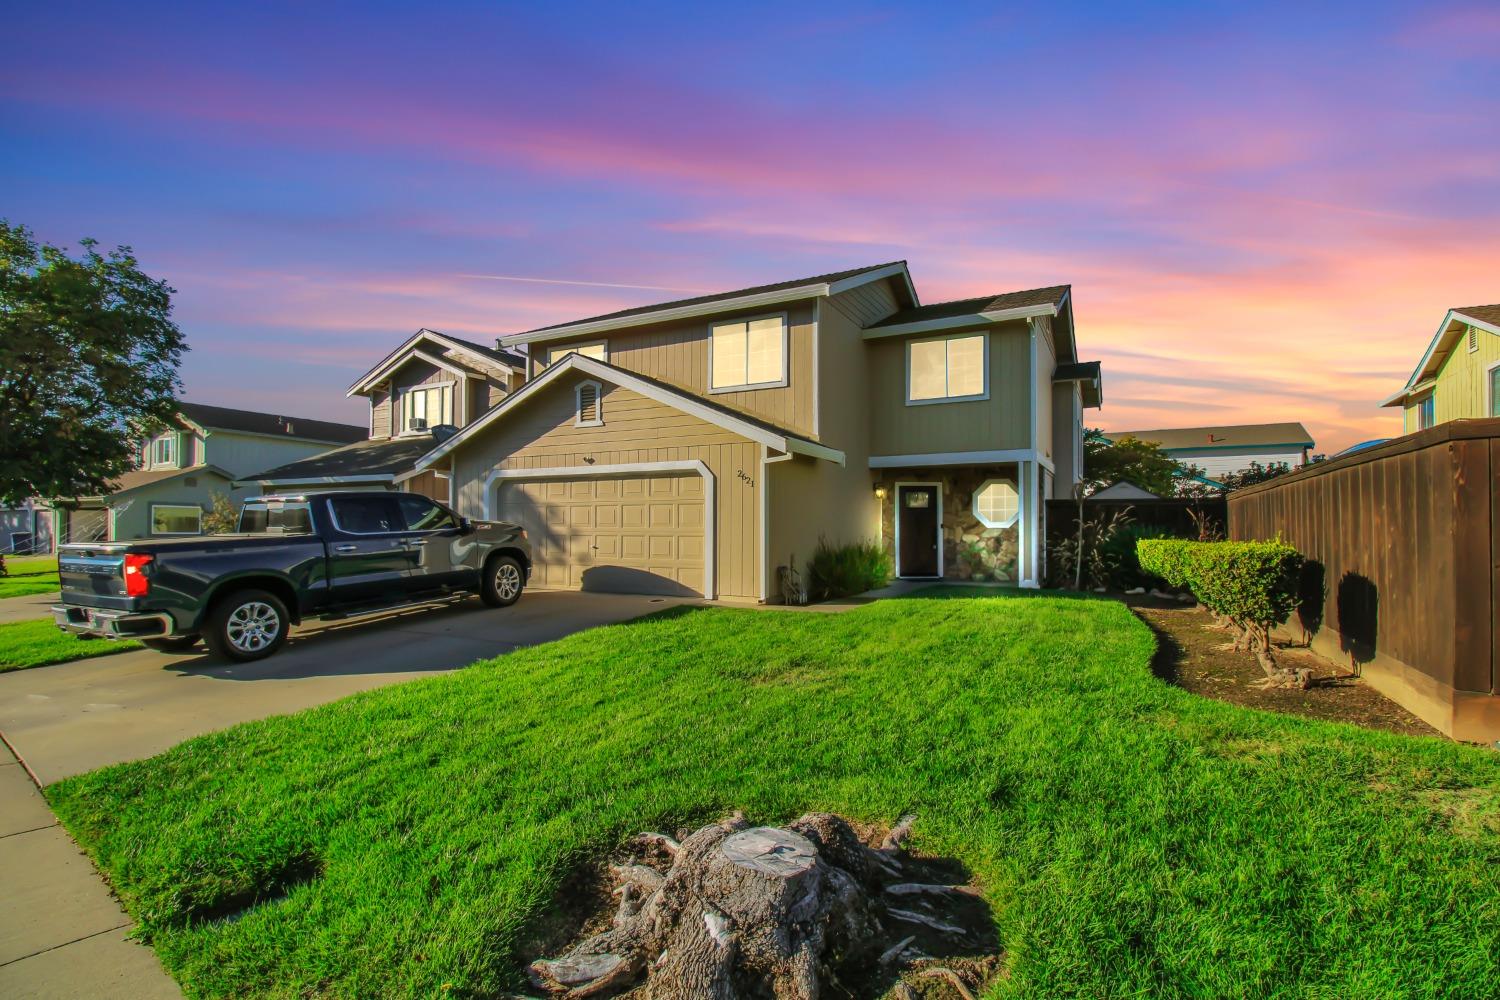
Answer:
[
  {"xmin": 409, "ymin": 261, "xmax": 1103, "ymax": 600},
  {"xmin": 1090, "ymin": 480, "xmax": 1164, "ymax": 500},
  {"xmin": 1380, "ymin": 303, "xmax": 1500, "ymax": 432},
  {"xmin": 0, "ymin": 499, "xmax": 52, "ymax": 554},
  {"xmin": 1104, "ymin": 423, "xmax": 1315, "ymax": 479},
  {"xmin": 246, "ymin": 329, "xmax": 525, "ymax": 500},
  {"xmin": 50, "ymin": 402, "xmax": 364, "ymax": 546}
]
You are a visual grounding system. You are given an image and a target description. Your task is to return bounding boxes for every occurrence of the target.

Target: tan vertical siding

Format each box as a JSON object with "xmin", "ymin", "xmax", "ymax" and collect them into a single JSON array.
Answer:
[
  {"xmin": 867, "ymin": 320, "xmax": 1033, "ymax": 456},
  {"xmin": 449, "ymin": 379, "xmax": 763, "ymax": 600},
  {"xmin": 525, "ymin": 302, "xmax": 817, "ymax": 438}
]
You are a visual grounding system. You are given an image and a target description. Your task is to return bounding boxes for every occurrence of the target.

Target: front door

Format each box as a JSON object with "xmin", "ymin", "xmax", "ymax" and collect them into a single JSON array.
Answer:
[{"xmin": 897, "ymin": 484, "xmax": 940, "ymax": 577}]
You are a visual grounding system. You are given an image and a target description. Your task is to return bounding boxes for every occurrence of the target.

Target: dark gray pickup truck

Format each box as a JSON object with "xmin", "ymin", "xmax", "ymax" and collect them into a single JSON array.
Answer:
[{"xmin": 52, "ymin": 491, "xmax": 531, "ymax": 662}]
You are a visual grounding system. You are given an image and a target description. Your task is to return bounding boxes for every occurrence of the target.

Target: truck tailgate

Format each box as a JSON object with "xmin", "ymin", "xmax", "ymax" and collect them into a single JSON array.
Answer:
[{"xmin": 58, "ymin": 545, "xmax": 130, "ymax": 605}]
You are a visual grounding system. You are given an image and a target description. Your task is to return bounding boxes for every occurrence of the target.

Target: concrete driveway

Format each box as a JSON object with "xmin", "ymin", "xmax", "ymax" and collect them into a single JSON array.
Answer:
[{"xmin": 1, "ymin": 590, "xmax": 694, "ymax": 784}]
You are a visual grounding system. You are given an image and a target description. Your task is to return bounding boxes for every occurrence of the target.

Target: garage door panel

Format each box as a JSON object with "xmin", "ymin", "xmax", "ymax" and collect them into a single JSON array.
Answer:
[{"xmin": 496, "ymin": 472, "xmax": 705, "ymax": 597}]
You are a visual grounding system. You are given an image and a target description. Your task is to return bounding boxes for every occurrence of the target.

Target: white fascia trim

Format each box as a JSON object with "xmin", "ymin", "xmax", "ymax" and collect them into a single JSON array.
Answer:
[
  {"xmin": 350, "ymin": 346, "xmax": 469, "ymax": 398},
  {"xmin": 482, "ymin": 459, "xmax": 717, "ymax": 600},
  {"xmin": 250, "ymin": 473, "xmax": 396, "ymax": 486},
  {"xmin": 861, "ymin": 303, "xmax": 1058, "ymax": 341},
  {"xmin": 826, "ymin": 262, "xmax": 918, "ymax": 306},
  {"xmin": 416, "ymin": 354, "xmax": 845, "ymax": 470},
  {"xmin": 869, "ymin": 449, "xmax": 1040, "ymax": 469},
  {"xmin": 1380, "ymin": 376, "xmax": 1439, "ymax": 408},
  {"xmin": 1454, "ymin": 312, "xmax": 1500, "ymax": 339},
  {"xmin": 1403, "ymin": 311, "xmax": 1466, "ymax": 391},
  {"xmin": 499, "ymin": 285, "xmax": 831, "ymax": 348},
  {"xmin": 392, "ymin": 464, "xmax": 447, "ymax": 485}
]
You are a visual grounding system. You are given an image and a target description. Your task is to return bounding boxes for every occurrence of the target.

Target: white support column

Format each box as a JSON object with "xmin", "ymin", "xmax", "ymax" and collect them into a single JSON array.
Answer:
[{"xmin": 1019, "ymin": 460, "xmax": 1042, "ymax": 588}]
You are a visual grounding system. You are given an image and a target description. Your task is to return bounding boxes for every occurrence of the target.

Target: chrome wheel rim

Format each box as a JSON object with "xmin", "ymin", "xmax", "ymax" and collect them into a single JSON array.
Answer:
[
  {"xmin": 226, "ymin": 601, "xmax": 280, "ymax": 653},
  {"xmin": 496, "ymin": 563, "xmax": 521, "ymax": 601}
]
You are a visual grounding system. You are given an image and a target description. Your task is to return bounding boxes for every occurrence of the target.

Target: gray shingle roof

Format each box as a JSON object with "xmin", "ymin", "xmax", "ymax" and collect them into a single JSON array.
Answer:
[
  {"xmin": 1454, "ymin": 304, "xmax": 1500, "ymax": 327},
  {"xmin": 177, "ymin": 402, "xmax": 365, "ymax": 445},
  {"xmin": 1105, "ymin": 422, "xmax": 1314, "ymax": 451},
  {"xmin": 867, "ymin": 285, "xmax": 1070, "ymax": 328},
  {"xmin": 522, "ymin": 262, "xmax": 907, "ymax": 334},
  {"xmin": 246, "ymin": 437, "xmax": 436, "ymax": 482}
]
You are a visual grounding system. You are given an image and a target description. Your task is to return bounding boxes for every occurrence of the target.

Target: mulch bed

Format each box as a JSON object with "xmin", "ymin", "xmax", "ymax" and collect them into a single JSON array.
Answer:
[{"xmin": 1126, "ymin": 597, "xmax": 1440, "ymax": 738}]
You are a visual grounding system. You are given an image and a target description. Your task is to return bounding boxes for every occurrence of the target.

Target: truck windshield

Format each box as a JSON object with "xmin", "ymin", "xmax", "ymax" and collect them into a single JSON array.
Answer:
[{"xmin": 238, "ymin": 500, "xmax": 313, "ymax": 535}]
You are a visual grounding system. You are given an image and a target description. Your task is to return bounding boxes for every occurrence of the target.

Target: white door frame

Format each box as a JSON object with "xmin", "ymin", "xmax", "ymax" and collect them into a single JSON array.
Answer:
[
  {"xmin": 894, "ymin": 481, "xmax": 944, "ymax": 579},
  {"xmin": 482, "ymin": 460, "xmax": 717, "ymax": 599}
]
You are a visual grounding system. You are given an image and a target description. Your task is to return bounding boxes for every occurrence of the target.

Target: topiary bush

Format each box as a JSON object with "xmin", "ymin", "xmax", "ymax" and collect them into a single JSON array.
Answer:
[
  {"xmin": 805, "ymin": 538, "xmax": 892, "ymax": 602},
  {"xmin": 1137, "ymin": 538, "xmax": 1308, "ymax": 687}
]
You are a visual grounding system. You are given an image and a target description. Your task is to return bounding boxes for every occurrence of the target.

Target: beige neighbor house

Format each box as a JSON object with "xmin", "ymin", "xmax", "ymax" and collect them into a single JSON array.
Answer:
[
  {"xmin": 410, "ymin": 262, "xmax": 1103, "ymax": 601},
  {"xmin": 1380, "ymin": 303, "xmax": 1500, "ymax": 431},
  {"xmin": 247, "ymin": 329, "xmax": 525, "ymax": 500},
  {"xmin": 49, "ymin": 402, "xmax": 365, "ymax": 546}
]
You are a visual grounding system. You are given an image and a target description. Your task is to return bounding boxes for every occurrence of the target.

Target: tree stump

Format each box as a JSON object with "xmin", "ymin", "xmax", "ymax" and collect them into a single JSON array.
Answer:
[{"xmin": 529, "ymin": 812, "xmax": 989, "ymax": 999}]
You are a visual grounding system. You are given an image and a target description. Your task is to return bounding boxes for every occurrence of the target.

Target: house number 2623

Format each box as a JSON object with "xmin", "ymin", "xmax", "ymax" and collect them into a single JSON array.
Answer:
[{"xmin": 736, "ymin": 469, "xmax": 755, "ymax": 487}]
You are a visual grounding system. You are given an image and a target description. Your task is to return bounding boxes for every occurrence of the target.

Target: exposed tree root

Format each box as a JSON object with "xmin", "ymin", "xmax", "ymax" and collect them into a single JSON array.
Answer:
[{"xmin": 527, "ymin": 813, "xmax": 999, "ymax": 999}]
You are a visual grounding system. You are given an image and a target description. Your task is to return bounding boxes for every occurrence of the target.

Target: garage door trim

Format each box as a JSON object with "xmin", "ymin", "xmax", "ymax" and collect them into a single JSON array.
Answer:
[{"xmin": 482, "ymin": 460, "xmax": 717, "ymax": 599}]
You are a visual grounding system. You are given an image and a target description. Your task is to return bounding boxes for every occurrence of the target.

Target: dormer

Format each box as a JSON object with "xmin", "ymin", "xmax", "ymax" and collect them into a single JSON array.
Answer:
[{"xmin": 348, "ymin": 329, "xmax": 525, "ymax": 440}]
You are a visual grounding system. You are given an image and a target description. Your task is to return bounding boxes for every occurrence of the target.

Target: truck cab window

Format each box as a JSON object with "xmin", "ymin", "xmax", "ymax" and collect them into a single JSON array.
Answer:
[
  {"xmin": 328, "ymin": 495, "xmax": 403, "ymax": 534},
  {"xmin": 397, "ymin": 495, "xmax": 458, "ymax": 531}
]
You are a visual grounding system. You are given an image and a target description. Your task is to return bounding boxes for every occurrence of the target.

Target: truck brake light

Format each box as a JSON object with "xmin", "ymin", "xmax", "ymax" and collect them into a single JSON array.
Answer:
[{"xmin": 123, "ymin": 553, "xmax": 153, "ymax": 597}]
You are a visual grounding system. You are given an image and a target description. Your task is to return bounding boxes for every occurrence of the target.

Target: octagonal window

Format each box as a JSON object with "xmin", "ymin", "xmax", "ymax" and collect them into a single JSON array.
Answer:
[{"xmin": 973, "ymin": 478, "xmax": 1020, "ymax": 528}]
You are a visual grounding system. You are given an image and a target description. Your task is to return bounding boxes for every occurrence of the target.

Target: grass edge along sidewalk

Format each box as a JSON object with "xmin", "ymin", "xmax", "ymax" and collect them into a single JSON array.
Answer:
[
  {"xmin": 48, "ymin": 590, "xmax": 1500, "ymax": 999},
  {"xmin": 1, "ymin": 618, "xmax": 139, "ymax": 672}
]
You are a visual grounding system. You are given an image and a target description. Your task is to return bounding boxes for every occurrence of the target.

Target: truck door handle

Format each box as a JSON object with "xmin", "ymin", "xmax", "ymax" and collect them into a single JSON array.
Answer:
[{"xmin": 334, "ymin": 543, "xmax": 358, "ymax": 553}]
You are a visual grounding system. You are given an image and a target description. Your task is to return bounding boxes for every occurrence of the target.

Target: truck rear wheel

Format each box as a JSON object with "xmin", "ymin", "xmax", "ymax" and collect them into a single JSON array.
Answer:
[
  {"xmin": 204, "ymin": 589, "xmax": 289, "ymax": 662},
  {"xmin": 480, "ymin": 555, "xmax": 525, "ymax": 608}
]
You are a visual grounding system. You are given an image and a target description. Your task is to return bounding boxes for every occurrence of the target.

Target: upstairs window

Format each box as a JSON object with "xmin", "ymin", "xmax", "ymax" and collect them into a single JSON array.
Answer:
[
  {"xmin": 401, "ymin": 383, "xmax": 453, "ymax": 434},
  {"xmin": 1416, "ymin": 394, "xmax": 1436, "ymax": 430},
  {"xmin": 150, "ymin": 434, "xmax": 177, "ymax": 468},
  {"xmin": 907, "ymin": 333, "xmax": 987, "ymax": 404},
  {"xmin": 575, "ymin": 379, "xmax": 603, "ymax": 427},
  {"xmin": 711, "ymin": 314, "xmax": 787, "ymax": 391},
  {"xmin": 1490, "ymin": 365, "xmax": 1500, "ymax": 417},
  {"xmin": 544, "ymin": 341, "xmax": 608, "ymax": 367}
]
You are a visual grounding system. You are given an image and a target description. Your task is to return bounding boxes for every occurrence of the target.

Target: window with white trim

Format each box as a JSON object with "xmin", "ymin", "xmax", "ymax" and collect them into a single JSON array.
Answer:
[
  {"xmin": 575, "ymin": 379, "xmax": 603, "ymax": 426},
  {"xmin": 149, "ymin": 434, "xmax": 177, "ymax": 469},
  {"xmin": 710, "ymin": 315, "xmax": 786, "ymax": 391},
  {"xmin": 150, "ymin": 504, "xmax": 202, "ymax": 536},
  {"xmin": 400, "ymin": 383, "xmax": 453, "ymax": 434},
  {"xmin": 1415, "ymin": 394, "xmax": 1436, "ymax": 430},
  {"xmin": 973, "ymin": 479, "xmax": 1020, "ymax": 528},
  {"xmin": 544, "ymin": 341, "xmax": 608, "ymax": 367},
  {"xmin": 1489, "ymin": 364, "xmax": 1500, "ymax": 417},
  {"xmin": 907, "ymin": 333, "xmax": 987, "ymax": 403}
]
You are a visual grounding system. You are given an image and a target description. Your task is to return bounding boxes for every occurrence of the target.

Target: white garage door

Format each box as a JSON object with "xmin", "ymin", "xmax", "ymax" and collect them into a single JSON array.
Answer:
[{"xmin": 495, "ymin": 474, "xmax": 705, "ymax": 597}]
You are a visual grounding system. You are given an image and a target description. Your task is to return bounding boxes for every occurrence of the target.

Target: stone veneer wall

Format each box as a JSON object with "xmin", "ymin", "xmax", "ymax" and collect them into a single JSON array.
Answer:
[{"xmin": 875, "ymin": 465, "xmax": 1021, "ymax": 582}]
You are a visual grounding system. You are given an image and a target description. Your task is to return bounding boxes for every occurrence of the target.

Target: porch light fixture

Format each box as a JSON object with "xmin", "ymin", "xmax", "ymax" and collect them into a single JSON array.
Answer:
[{"xmin": 873, "ymin": 484, "xmax": 887, "ymax": 499}]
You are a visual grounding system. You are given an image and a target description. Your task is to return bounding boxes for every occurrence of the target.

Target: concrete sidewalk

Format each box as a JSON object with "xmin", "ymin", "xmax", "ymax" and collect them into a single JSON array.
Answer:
[
  {"xmin": 0, "ymin": 743, "xmax": 180, "ymax": 999},
  {"xmin": 0, "ymin": 593, "xmax": 60, "ymax": 625}
]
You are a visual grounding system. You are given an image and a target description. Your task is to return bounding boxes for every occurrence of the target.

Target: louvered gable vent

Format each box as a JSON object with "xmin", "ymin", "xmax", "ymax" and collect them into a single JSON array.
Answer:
[{"xmin": 575, "ymin": 380, "xmax": 602, "ymax": 426}]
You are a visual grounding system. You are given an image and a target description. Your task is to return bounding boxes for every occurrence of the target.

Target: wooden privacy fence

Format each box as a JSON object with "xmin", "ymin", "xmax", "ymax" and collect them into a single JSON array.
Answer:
[{"xmin": 1228, "ymin": 418, "xmax": 1500, "ymax": 741}]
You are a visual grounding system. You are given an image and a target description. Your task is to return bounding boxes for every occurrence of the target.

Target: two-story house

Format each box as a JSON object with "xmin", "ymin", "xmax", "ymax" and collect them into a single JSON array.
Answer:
[
  {"xmin": 411, "ymin": 261, "xmax": 1103, "ymax": 601},
  {"xmin": 49, "ymin": 402, "xmax": 365, "ymax": 546},
  {"xmin": 1381, "ymin": 303, "xmax": 1500, "ymax": 431},
  {"xmin": 247, "ymin": 329, "xmax": 525, "ymax": 499}
]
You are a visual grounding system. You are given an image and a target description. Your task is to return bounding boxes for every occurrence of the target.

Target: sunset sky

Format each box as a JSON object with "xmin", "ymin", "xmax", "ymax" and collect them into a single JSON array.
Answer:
[{"xmin": 5, "ymin": 2, "xmax": 1497, "ymax": 453}]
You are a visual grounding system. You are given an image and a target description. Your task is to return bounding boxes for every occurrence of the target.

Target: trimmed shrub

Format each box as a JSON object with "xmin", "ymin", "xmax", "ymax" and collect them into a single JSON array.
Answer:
[
  {"xmin": 805, "ymin": 538, "xmax": 892, "ymax": 602},
  {"xmin": 1137, "ymin": 538, "xmax": 1307, "ymax": 685},
  {"xmin": 1100, "ymin": 525, "xmax": 1178, "ymax": 590}
]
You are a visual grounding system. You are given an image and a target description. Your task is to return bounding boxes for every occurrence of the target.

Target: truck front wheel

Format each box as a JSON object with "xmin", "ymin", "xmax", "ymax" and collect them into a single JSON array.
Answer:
[
  {"xmin": 204, "ymin": 589, "xmax": 289, "ymax": 662},
  {"xmin": 480, "ymin": 555, "xmax": 525, "ymax": 608}
]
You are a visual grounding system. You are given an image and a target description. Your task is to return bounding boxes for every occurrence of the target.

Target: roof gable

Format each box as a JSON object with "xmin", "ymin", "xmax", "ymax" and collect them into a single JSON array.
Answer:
[
  {"xmin": 348, "ymin": 329, "xmax": 524, "ymax": 397},
  {"xmin": 416, "ymin": 354, "xmax": 843, "ymax": 470},
  {"xmin": 1386, "ymin": 304, "xmax": 1500, "ymax": 405}
]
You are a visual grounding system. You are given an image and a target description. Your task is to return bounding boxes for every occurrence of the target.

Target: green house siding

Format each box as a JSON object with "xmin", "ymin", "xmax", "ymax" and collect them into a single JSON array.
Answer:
[{"xmin": 1403, "ymin": 325, "xmax": 1500, "ymax": 431}]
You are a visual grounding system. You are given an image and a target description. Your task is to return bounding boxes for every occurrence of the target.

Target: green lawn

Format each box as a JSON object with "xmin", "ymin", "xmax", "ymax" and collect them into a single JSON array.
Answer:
[
  {"xmin": 48, "ymin": 592, "xmax": 1500, "ymax": 999},
  {"xmin": 0, "ymin": 554, "xmax": 60, "ymax": 599},
  {"xmin": 0, "ymin": 617, "xmax": 140, "ymax": 672}
]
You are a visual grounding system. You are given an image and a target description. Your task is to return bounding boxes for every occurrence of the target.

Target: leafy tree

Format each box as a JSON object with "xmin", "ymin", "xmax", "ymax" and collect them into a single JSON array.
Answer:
[
  {"xmin": 200, "ymin": 491, "xmax": 239, "ymax": 535},
  {"xmin": 0, "ymin": 222, "xmax": 186, "ymax": 506},
  {"xmin": 1083, "ymin": 430, "xmax": 1181, "ymax": 497}
]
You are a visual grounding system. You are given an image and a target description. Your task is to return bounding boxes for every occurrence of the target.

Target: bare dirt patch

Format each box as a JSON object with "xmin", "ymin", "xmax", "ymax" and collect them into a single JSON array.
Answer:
[{"xmin": 1129, "ymin": 599, "xmax": 1440, "ymax": 738}]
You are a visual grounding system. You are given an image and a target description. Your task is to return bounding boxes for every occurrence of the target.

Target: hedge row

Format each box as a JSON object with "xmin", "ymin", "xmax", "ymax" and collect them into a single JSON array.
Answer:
[{"xmin": 1137, "ymin": 538, "xmax": 1303, "ymax": 633}]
